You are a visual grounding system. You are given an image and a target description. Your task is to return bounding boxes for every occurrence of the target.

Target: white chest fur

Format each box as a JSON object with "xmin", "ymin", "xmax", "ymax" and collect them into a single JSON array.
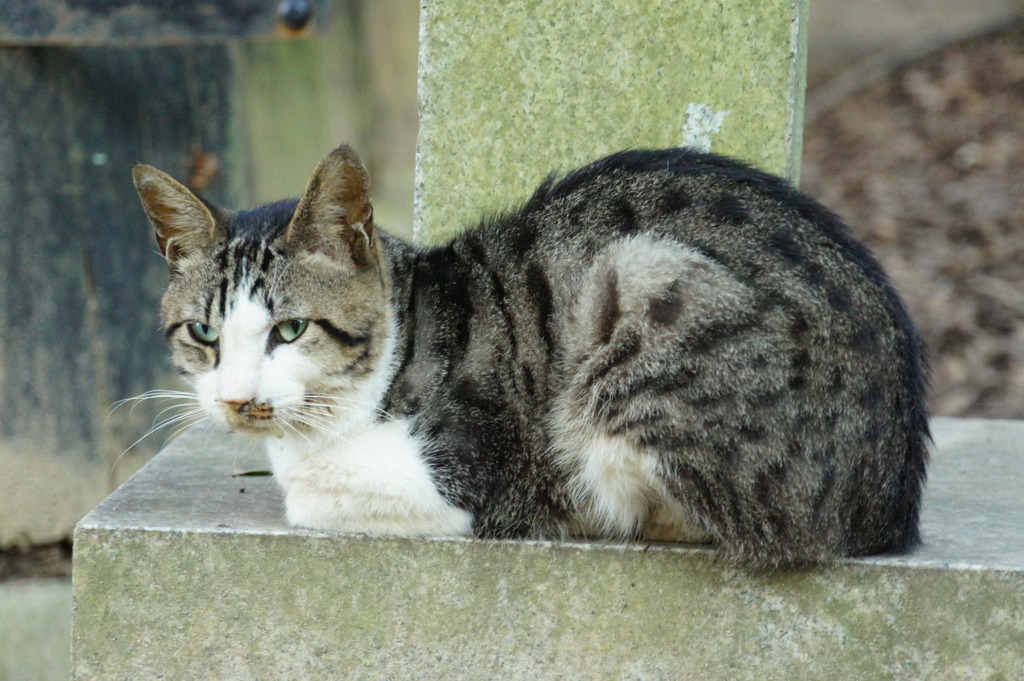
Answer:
[{"xmin": 266, "ymin": 419, "xmax": 474, "ymax": 537}]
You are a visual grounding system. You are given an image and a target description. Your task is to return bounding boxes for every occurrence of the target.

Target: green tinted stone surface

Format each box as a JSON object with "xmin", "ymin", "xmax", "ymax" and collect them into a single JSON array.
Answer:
[
  {"xmin": 71, "ymin": 418, "xmax": 1024, "ymax": 680},
  {"xmin": 415, "ymin": 0, "xmax": 809, "ymax": 243}
]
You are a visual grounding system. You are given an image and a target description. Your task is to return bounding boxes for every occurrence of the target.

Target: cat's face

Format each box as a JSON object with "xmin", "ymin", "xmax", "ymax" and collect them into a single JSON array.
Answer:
[{"xmin": 135, "ymin": 146, "xmax": 393, "ymax": 438}]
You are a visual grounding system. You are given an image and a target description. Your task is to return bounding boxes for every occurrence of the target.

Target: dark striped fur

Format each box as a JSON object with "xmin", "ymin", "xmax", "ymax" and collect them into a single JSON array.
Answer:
[{"xmin": 390, "ymin": 149, "xmax": 928, "ymax": 563}]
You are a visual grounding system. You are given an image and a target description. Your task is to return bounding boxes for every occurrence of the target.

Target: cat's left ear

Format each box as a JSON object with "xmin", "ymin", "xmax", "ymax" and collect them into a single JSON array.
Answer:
[
  {"xmin": 286, "ymin": 144, "xmax": 376, "ymax": 269},
  {"xmin": 132, "ymin": 164, "xmax": 225, "ymax": 268}
]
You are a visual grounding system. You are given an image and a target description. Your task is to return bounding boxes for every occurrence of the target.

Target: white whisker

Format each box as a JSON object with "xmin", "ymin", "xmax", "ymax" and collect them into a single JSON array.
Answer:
[
  {"xmin": 302, "ymin": 391, "xmax": 398, "ymax": 421},
  {"xmin": 164, "ymin": 414, "xmax": 210, "ymax": 443},
  {"xmin": 278, "ymin": 416, "xmax": 316, "ymax": 446},
  {"xmin": 107, "ymin": 389, "xmax": 209, "ymax": 476},
  {"xmin": 105, "ymin": 389, "xmax": 199, "ymax": 426}
]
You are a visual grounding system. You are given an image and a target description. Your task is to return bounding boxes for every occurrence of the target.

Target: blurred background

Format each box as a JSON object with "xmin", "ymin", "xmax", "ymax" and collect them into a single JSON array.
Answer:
[{"xmin": 2, "ymin": 0, "xmax": 1023, "ymax": 678}]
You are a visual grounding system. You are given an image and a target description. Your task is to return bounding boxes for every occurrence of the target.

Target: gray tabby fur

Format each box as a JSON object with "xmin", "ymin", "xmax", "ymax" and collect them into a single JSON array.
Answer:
[{"xmin": 133, "ymin": 145, "xmax": 930, "ymax": 567}]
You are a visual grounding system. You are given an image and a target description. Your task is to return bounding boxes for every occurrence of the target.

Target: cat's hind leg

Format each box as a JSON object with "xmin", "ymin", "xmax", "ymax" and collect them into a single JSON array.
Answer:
[{"xmin": 552, "ymin": 235, "xmax": 759, "ymax": 545}]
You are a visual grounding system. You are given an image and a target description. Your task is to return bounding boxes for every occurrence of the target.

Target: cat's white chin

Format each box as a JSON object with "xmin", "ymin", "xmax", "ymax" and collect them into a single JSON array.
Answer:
[{"xmin": 218, "ymin": 411, "xmax": 285, "ymax": 438}]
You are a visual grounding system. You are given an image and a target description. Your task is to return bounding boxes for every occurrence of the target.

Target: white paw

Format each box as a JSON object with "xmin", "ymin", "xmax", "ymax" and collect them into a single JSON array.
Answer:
[{"xmin": 275, "ymin": 420, "xmax": 473, "ymax": 537}]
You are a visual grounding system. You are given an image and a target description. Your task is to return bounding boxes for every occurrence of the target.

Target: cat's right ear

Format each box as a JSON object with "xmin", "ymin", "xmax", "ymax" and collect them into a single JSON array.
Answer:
[
  {"xmin": 285, "ymin": 145, "xmax": 376, "ymax": 269},
  {"xmin": 132, "ymin": 164, "xmax": 223, "ymax": 268}
]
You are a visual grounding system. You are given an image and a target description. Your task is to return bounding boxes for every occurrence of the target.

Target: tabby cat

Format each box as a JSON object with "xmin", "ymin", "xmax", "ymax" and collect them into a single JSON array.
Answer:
[{"xmin": 133, "ymin": 145, "xmax": 929, "ymax": 566}]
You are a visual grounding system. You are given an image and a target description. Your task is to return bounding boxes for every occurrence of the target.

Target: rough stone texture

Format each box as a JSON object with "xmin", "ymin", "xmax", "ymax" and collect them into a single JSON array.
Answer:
[
  {"xmin": 414, "ymin": 0, "xmax": 809, "ymax": 244},
  {"xmin": 71, "ymin": 418, "xmax": 1024, "ymax": 680},
  {"xmin": 0, "ymin": 579, "xmax": 71, "ymax": 681}
]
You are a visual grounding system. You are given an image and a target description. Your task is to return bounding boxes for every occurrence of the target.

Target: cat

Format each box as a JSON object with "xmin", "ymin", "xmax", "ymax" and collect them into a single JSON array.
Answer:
[{"xmin": 132, "ymin": 144, "xmax": 929, "ymax": 566}]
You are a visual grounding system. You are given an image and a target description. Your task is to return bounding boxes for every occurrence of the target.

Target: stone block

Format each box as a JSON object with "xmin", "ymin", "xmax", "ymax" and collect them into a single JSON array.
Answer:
[{"xmin": 71, "ymin": 418, "xmax": 1024, "ymax": 680}]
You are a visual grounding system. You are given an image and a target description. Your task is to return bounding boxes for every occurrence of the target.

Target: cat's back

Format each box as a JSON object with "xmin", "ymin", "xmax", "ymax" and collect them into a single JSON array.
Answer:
[
  {"xmin": 432, "ymin": 148, "xmax": 928, "ymax": 560},
  {"xmin": 507, "ymin": 148, "xmax": 888, "ymax": 292},
  {"xmin": 467, "ymin": 147, "xmax": 921, "ymax": 375}
]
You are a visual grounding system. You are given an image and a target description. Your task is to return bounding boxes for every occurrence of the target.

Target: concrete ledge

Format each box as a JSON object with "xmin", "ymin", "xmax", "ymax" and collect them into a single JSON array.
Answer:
[{"xmin": 71, "ymin": 418, "xmax": 1024, "ymax": 680}]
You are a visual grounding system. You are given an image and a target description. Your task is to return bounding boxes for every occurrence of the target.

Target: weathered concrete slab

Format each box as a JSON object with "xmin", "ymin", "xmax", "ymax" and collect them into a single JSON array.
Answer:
[
  {"xmin": 71, "ymin": 418, "xmax": 1024, "ymax": 680},
  {"xmin": 415, "ymin": 0, "xmax": 810, "ymax": 243}
]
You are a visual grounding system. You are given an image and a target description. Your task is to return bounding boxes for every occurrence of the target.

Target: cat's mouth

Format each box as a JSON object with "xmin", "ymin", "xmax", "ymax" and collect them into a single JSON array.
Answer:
[{"xmin": 222, "ymin": 400, "xmax": 286, "ymax": 438}]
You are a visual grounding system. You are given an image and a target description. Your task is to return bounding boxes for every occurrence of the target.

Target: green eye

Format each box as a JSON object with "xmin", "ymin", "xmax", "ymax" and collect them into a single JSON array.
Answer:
[
  {"xmin": 276, "ymin": 319, "xmax": 308, "ymax": 343},
  {"xmin": 188, "ymin": 322, "xmax": 219, "ymax": 344}
]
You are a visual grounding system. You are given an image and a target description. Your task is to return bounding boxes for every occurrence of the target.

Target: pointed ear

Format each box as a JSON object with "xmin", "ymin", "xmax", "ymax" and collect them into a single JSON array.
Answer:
[
  {"xmin": 132, "ymin": 164, "xmax": 223, "ymax": 267},
  {"xmin": 285, "ymin": 145, "xmax": 376, "ymax": 269}
]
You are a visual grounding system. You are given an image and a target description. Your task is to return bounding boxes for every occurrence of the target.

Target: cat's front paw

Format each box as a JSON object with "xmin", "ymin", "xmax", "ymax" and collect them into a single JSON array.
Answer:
[
  {"xmin": 277, "ymin": 425, "xmax": 475, "ymax": 537},
  {"xmin": 282, "ymin": 478, "xmax": 347, "ymax": 531},
  {"xmin": 282, "ymin": 477, "xmax": 473, "ymax": 537}
]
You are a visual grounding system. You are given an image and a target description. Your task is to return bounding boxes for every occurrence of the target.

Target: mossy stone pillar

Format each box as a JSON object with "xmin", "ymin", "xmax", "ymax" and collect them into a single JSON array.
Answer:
[{"xmin": 415, "ymin": 0, "xmax": 810, "ymax": 244}]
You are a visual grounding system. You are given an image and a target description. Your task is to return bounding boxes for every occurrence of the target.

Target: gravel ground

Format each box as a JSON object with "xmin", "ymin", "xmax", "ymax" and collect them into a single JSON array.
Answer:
[{"xmin": 803, "ymin": 23, "xmax": 1024, "ymax": 419}]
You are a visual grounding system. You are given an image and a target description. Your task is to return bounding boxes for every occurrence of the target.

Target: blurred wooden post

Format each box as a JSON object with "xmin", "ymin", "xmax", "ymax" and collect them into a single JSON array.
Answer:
[{"xmin": 0, "ymin": 0, "xmax": 331, "ymax": 549}]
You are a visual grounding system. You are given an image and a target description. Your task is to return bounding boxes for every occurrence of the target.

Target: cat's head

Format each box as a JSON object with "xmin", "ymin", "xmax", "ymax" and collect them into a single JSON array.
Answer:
[{"xmin": 132, "ymin": 145, "xmax": 395, "ymax": 438}]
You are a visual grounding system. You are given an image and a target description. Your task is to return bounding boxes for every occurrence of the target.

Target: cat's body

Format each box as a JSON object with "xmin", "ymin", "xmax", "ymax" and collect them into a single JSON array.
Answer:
[{"xmin": 134, "ymin": 146, "xmax": 929, "ymax": 566}]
